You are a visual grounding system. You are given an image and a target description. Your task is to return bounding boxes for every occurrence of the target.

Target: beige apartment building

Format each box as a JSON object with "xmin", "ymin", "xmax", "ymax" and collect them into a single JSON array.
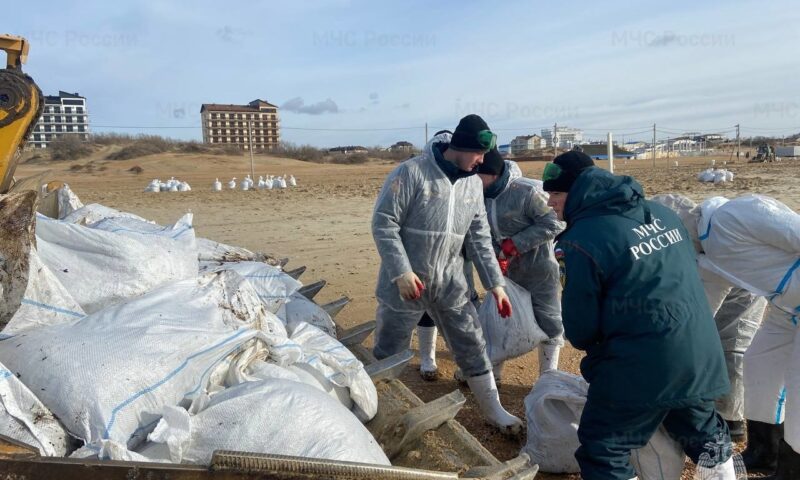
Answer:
[{"xmin": 200, "ymin": 99, "xmax": 280, "ymax": 150}]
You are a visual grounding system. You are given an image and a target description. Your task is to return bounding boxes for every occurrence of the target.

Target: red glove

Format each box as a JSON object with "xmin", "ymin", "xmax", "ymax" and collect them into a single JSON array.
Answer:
[
  {"xmin": 497, "ymin": 257, "xmax": 510, "ymax": 276},
  {"xmin": 490, "ymin": 287, "xmax": 513, "ymax": 318},
  {"xmin": 500, "ymin": 238, "xmax": 519, "ymax": 258},
  {"xmin": 397, "ymin": 272, "xmax": 425, "ymax": 300}
]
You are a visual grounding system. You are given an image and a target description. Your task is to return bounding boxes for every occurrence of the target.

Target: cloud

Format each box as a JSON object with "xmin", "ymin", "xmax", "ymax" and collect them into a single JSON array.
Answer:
[
  {"xmin": 281, "ymin": 97, "xmax": 339, "ymax": 115},
  {"xmin": 395, "ymin": 102, "xmax": 411, "ymax": 109}
]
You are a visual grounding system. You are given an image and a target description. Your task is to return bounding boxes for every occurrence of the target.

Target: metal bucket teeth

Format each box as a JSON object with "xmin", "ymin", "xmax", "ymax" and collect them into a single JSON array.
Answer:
[
  {"xmin": 338, "ymin": 321, "xmax": 376, "ymax": 346},
  {"xmin": 462, "ymin": 453, "xmax": 539, "ymax": 479},
  {"xmin": 365, "ymin": 350, "xmax": 414, "ymax": 381},
  {"xmin": 284, "ymin": 265, "xmax": 306, "ymax": 280},
  {"xmin": 298, "ymin": 280, "xmax": 326, "ymax": 300},
  {"xmin": 379, "ymin": 390, "xmax": 466, "ymax": 459},
  {"xmin": 321, "ymin": 296, "xmax": 350, "ymax": 318}
]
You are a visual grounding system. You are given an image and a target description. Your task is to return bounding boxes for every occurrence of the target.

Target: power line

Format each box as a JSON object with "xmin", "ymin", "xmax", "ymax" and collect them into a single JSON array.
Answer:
[{"xmin": 87, "ymin": 123, "xmax": 799, "ymax": 136}]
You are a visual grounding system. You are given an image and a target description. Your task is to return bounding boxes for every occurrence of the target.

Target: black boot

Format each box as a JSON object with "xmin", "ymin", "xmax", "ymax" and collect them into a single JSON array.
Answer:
[
  {"xmin": 764, "ymin": 439, "xmax": 800, "ymax": 480},
  {"xmin": 726, "ymin": 419, "xmax": 745, "ymax": 442},
  {"xmin": 742, "ymin": 420, "xmax": 783, "ymax": 472}
]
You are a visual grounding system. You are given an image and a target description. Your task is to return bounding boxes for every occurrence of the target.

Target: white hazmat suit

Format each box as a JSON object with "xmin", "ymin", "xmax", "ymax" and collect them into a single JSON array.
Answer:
[{"xmin": 371, "ymin": 133, "xmax": 522, "ymax": 434}]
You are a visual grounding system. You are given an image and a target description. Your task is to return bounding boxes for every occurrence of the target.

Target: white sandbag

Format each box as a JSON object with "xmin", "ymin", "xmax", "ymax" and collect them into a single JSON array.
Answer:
[
  {"xmin": 631, "ymin": 425, "xmax": 686, "ymax": 480},
  {"xmin": 278, "ymin": 293, "xmax": 338, "ymax": 338},
  {"xmin": 55, "ymin": 183, "xmax": 84, "ymax": 219},
  {"xmin": 216, "ymin": 321, "xmax": 374, "ymax": 420},
  {"xmin": 61, "ymin": 203, "xmax": 150, "ymax": 226},
  {"xmin": 143, "ymin": 380, "xmax": 390, "ymax": 466},
  {"xmin": 289, "ymin": 322, "xmax": 377, "ymax": 421},
  {"xmin": 0, "ymin": 362, "xmax": 72, "ymax": 456},
  {"xmin": 35, "ymin": 213, "xmax": 199, "ymax": 313},
  {"xmin": 0, "ymin": 271, "xmax": 269, "ymax": 448},
  {"xmin": 522, "ymin": 370, "xmax": 587, "ymax": 473},
  {"xmin": 697, "ymin": 169, "xmax": 715, "ymax": 183},
  {"xmin": 207, "ymin": 261, "xmax": 301, "ymax": 313},
  {"xmin": 1, "ymin": 248, "xmax": 84, "ymax": 337},
  {"xmin": 523, "ymin": 370, "xmax": 686, "ymax": 476},
  {"xmin": 63, "ymin": 203, "xmax": 272, "ymax": 266},
  {"xmin": 478, "ymin": 278, "xmax": 548, "ymax": 364},
  {"xmin": 71, "ymin": 438, "xmax": 168, "ymax": 462},
  {"xmin": 196, "ymin": 239, "xmax": 260, "ymax": 263}
]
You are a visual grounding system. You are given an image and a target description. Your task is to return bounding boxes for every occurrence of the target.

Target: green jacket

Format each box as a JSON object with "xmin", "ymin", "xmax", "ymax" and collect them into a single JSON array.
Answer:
[{"xmin": 558, "ymin": 167, "xmax": 729, "ymax": 408}]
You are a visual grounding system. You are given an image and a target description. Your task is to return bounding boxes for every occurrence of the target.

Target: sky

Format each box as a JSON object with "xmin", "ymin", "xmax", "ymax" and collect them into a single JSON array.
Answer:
[{"xmin": 11, "ymin": 0, "xmax": 800, "ymax": 148}]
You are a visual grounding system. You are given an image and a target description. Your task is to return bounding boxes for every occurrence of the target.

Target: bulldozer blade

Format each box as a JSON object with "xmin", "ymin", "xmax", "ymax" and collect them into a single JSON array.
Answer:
[
  {"xmin": 0, "ymin": 191, "xmax": 37, "ymax": 330},
  {"xmin": 378, "ymin": 390, "xmax": 467, "ymax": 459},
  {"xmin": 284, "ymin": 266, "xmax": 306, "ymax": 280},
  {"xmin": 365, "ymin": 350, "xmax": 413, "ymax": 381},
  {"xmin": 0, "ymin": 434, "xmax": 38, "ymax": 459},
  {"xmin": 321, "ymin": 296, "xmax": 349, "ymax": 318},
  {"xmin": 463, "ymin": 454, "xmax": 539, "ymax": 480},
  {"xmin": 338, "ymin": 321, "xmax": 376, "ymax": 347},
  {"xmin": 298, "ymin": 280, "xmax": 326, "ymax": 300},
  {"xmin": 7, "ymin": 171, "xmax": 49, "ymax": 195},
  {"xmin": 211, "ymin": 451, "xmax": 457, "ymax": 479}
]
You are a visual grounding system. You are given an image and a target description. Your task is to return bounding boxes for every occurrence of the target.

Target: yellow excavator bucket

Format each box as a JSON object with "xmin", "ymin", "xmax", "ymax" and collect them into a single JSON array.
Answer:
[{"xmin": 0, "ymin": 34, "xmax": 43, "ymax": 193}]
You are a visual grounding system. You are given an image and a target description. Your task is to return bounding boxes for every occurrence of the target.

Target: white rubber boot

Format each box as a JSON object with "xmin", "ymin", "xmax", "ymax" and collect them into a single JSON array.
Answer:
[
  {"xmin": 493, "ymin": 362, "xmax": 504, "ymax": 383},
  {"xmin": 538, "ymin": 342, "xmax": 561, "ymax": 374},
  {"xmin": 466, "ymin": 372, "xmax": 524, "ymax": 436},
  {"xmin": 417, "ymin": 326, "xmax": 438, "ymax": 381},
  {"xmin": 694, "ymin": 456, "xmax": 736, "ymax": 480}
]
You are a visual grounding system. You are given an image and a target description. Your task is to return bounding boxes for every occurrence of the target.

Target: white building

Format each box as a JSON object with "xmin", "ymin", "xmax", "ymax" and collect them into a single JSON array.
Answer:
[
  {"xmin": 541, "ymin": 126, "xmax": 583, "ymax": 149},
  {"xmin": 509, "ymin": 134, "xmax": 545, "ymax": 155},
  {"xmin": 28, "ymin": 91, "xmax": 90, "ymax": 148}
]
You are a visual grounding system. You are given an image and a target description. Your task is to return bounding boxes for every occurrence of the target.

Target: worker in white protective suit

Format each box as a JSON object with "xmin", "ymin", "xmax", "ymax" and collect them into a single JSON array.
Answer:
[
  {"xmin": 372, "ymin": 115, "xmax": 523, "ymax": 435},
  {"xmin": 475, "ymin": 149, "xmax": 565, "ymax": 377},
  {"xmin": 693, "ymin": 194, "xmax": 799, "ymax": 479},
  {"xmin": 652, "ymin": 194, "xmax": 768, "ymax": 442}
]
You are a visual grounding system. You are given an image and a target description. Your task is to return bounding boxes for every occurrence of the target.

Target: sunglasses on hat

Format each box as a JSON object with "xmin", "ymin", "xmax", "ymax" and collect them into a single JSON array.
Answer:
[
  {"xmin": 542, "ymin": 162, "xmax": 563, "ymax": 182},
  {"xmin": 477, "ymin": 130, "xmax": 497, "ymax": 150}
]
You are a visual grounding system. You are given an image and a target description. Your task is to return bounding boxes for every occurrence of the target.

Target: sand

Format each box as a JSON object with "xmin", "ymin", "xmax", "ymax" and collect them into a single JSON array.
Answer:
[{"xmin": 15, "ymin": 149, "xmax": 799, "ymax": 479}]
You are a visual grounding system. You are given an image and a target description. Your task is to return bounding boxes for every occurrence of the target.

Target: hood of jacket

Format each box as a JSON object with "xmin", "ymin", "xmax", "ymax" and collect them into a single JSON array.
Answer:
[{"xmin": 563, "ymin": 167, "xmax": 648, "ymax": 226}]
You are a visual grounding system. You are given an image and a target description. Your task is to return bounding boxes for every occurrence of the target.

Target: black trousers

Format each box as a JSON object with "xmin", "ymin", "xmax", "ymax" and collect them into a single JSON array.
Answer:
[{"xmin": 576, "ymin": 398, "xmax": 732, "ymax": 480}]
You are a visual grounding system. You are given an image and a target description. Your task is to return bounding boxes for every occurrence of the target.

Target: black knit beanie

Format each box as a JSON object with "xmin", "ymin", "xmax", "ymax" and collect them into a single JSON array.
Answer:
[
  {"xmin": 450, "ymin": 114, "xmax": 492, "ymax": 152},
  {"xmin": 542, "ymin": 151, "xmax": 595, "ymax": 192},
  {"xmin": 477, "ymin": 147, "xmax": 505, "ymax": 175}
]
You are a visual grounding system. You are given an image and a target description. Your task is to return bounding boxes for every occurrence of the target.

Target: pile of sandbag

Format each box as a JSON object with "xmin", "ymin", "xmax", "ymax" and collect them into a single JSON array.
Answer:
[
  {"xmin": 697, "ymin": 168, "xmax": 734, "ymax": 184},
  {"xmin": 144, "ymin": 178, "xmax": 191, "ymax": 192},
  {"xmin": 0, "ymin": 188, "xmax": 385, "ymax": 466}
]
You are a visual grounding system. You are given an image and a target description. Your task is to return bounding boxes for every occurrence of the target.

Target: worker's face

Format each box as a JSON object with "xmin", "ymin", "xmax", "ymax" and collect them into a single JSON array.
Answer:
[
  {"xmin": 477, "ymin": 173, "xmax": 498, "ymax": 189},
  {"xmin": 455, "ymin": 150, "xmax": 485, "ymax": 172},
  {"xmin": 547, "ymin": 191, "xmax": 569, "ymax": 221}
]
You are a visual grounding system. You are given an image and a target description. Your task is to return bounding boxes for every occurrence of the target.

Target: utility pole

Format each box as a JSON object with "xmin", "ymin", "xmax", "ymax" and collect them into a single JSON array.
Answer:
[
  {"xmin": 425, "ymin": 122, "xmax": 428, "ymax": 144},
  {"xmin": 248, "ymin": 120, "xmax": 255, "ymax": 181},
  {"xmin": 736, "ymin": 124, "xmax": 740, "ymax": 161},
  {"xmin": 607, "ymin": 132, "xmax": 614, "ymax": 173},
  {"xmin": 652, "ymin": 123, "xmax": 656, "ymax": 168},
  {"xmin": 553, "ymin": 122, "xmax": 558, "ymax": 159}
]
